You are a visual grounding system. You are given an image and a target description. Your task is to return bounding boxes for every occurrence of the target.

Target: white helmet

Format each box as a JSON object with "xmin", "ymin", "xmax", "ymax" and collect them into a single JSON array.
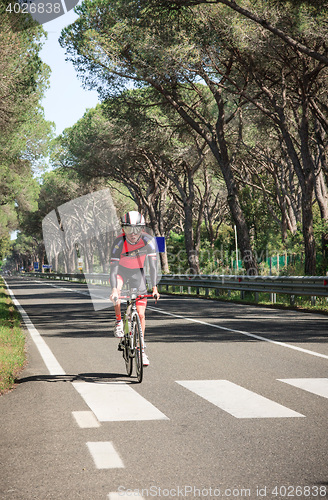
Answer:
[{"xmin": 121, "ymin": 211, "xmax": 145, "ymax": 226}]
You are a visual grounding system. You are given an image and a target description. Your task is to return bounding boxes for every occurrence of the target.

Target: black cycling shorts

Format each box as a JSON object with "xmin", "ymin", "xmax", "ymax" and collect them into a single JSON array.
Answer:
[{"xmin": 116, "ymin": 265, "xmax": 147, "ymax": 294}]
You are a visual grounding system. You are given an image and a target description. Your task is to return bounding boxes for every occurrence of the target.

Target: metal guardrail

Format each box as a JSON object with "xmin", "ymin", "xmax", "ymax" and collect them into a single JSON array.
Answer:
[
  {"xmin": 24, "ymin": 271, "xmax": 109, "ymax": 284},
  {"xmin": 24, "ymin": 271, "xmax": 328, "ymax": 305},
  {"xmin": 159, "ymin": 274, "xmax": 328, "ymax": 295}
]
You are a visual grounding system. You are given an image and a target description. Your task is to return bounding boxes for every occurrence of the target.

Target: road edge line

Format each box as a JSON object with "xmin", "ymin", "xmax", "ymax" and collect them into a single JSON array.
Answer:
[{"xmin": 3, "ymin": 278, "xmax": 66, "ymax": 375}]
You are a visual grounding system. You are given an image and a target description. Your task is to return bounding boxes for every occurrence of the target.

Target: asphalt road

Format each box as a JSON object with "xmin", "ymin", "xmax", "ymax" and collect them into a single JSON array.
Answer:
[{"xmin": 0, "ymin": 275, "xmax": 328, "ymax": 500}]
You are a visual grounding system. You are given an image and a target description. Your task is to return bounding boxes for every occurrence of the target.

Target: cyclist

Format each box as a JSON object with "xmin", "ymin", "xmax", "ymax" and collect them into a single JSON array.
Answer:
[{"xmin": 109, "ymin": 211, "xmax": 160, "ymax": 366}]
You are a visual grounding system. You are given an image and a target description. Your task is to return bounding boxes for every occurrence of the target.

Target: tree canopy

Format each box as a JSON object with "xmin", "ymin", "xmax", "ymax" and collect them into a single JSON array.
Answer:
[
  {"xmin": 59, "ymin": 0, "xmax": 328, "ymax": 274},
  {"xmin": 0, "ymin": 3, "xmax": 54, "ymax": 261}
]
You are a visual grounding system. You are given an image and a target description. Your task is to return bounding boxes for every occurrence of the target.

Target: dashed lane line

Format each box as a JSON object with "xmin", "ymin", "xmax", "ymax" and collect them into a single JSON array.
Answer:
[
  {"xmin": 108, "ymin": 493, "xmax": 145, "ymax": 500},
  {"xmin": 86, "ymin": 441, "xmax": 124, "ymax": 469},
  {"xmin": 72, "ymin": 411, "xmax": 100, "ymax": 428}
]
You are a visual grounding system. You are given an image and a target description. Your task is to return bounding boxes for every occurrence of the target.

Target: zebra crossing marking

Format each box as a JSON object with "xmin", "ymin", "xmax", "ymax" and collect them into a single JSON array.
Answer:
[
  {"xmin": 176, "ymin": 380, "xmax": 305, "ymax": 418},
  {"xmin": 72, "ymin": 381, "xmax": 169, "ymax": 422},
  {"xmin": 278, "ymin": 378, "xmax": 328, "ymax": 399}
]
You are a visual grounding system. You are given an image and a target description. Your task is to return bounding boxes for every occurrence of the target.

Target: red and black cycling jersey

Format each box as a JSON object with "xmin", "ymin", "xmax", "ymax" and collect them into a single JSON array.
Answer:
[{"xmin": 110, "ymin": 232, "xmax": 158, "ymax": 288}]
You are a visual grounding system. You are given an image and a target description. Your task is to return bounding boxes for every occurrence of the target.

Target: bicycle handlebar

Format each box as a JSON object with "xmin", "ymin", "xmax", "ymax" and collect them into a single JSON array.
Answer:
[
  {"xmin": 113, "ymin": 294, "xmax": 158, "ymax": 303},
  {"xmin": 118, "ymin": 294, "xmax": 158, "ymax": 300}
]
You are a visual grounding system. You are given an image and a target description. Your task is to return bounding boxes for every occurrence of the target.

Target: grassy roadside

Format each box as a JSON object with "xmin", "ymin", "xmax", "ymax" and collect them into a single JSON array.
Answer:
[{"xmin": 0, "ymin": 277, "xmax": 26, "ymax": 395}]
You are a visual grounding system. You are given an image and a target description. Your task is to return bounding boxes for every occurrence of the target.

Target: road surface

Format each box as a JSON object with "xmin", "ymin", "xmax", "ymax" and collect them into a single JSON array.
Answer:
[{"xmin": 1, "ymin": 275, "xmax": 328, "ymax": 500}]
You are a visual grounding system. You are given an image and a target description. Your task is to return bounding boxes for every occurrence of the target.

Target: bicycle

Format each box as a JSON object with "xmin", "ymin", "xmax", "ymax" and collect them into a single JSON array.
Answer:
[{"xmin": 116, "ymin": 288, "xmax": 156, "ymax": 383}]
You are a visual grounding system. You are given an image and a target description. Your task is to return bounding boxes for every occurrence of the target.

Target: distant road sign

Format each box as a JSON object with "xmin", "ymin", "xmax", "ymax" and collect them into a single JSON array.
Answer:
[
  {"xmin": 156, "ymin": 237, "xmax": 166, "ymax": 253},
  {"xmin": 33, "ymin": 262, "xmax": 39, "ymax": 270},
  {"xmin": 43, "ymin": 265, "xmax": 52, "ymax": 269}
]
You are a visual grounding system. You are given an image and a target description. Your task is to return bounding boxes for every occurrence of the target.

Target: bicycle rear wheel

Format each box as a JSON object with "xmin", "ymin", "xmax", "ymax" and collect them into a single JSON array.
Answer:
[{"xmin": 132, "ymin": 312, "xmax": 143, "ymax": 383}]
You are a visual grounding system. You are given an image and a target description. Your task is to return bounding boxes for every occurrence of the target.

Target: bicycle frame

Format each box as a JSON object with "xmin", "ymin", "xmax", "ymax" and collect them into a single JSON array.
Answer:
[{"xmin": 118, "ymin": 289, "xmax": 154, "ymax": 382}]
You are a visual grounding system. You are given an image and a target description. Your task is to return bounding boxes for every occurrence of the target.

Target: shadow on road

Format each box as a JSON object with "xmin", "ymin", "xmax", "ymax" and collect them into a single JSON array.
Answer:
[
  {"xmin": 6, "ymin": 277, "xmax": 328, "ymax": 345},
  {"xmin": 17, "ymin": 372, "xmax": 141, "ymax": 385}
]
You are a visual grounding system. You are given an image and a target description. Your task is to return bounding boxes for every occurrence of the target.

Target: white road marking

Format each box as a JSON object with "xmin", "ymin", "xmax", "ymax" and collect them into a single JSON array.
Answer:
[
  {"xmin": 148, "ymin": 306, "xmax": 328, "ymax": 360},
  {"xmin": 278, "ymin": 378, "xmax": 328, "ymax": 399},
  {"xmin": 4, "ymin": 279, "xmax": 66, "ymax": 375},
  {"xmin": 108, "ymin": 493, "xmax": 145, "ymax": 500},
  {"xmin": 73, "ymin": 381, "xmax": 169, "ymax": 421},
  {"xmin": 33, "ymin": 279, "xmax": 106, "ymax": 300},
  {"xmin": 72, "ymin": 411, "xmax": 100, "ymax": 428},
  {"xmin": 34, "ymin": 279, "xmax": 91, "ymax": 296},
  {"xmin": 177, "ymin": 380, "xmax": 305, "ymax": 418},
  {"xmin": 86, "ymin": 442, "xmax": 124, "ymax": 469}
]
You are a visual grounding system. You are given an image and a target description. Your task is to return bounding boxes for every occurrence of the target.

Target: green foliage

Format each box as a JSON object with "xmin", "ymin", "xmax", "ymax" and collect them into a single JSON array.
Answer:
[
  {"xmin": 0, "ymin": 7, "xmax": 54, "ymax": 260},
  {"xmin": 166, "ymin": 231, "xmax": 188, "ymax": 274}
]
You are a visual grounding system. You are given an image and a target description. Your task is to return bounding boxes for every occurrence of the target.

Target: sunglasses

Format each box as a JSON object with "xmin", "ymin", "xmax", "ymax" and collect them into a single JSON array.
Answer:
[{"xmin": 123, "ymin": 226, "xmax": 143, "ymax": 235}]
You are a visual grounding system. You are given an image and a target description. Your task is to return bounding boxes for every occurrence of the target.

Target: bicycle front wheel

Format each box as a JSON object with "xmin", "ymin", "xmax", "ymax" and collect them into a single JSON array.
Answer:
[
  {"xmin": 132, "ymin": 312, "xmax": 143, "ymax": 383},
  {"xmin": 123, "ymin": 335, "xmax": 133, "ymax": 377}
]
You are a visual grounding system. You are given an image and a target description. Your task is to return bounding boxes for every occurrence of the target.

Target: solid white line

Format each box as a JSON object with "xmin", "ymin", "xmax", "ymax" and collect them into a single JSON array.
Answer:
[
  {"xmin": 33, "ymin": 279, "xmax": 107, "ymax": 300},
  {"xmin": 72, "ymin": 411, "xmax": 100, "ymax": 428},
  {"xmin": 278, "ymin": 378, "xmax": 328, "ymax": 399},
  {"xmin": 148, "ymin": 306, "xmax": 328, "ymax": 360},
  {"xmin": 34, "ymin": 279, "xmax": 90, "ymax": 295},
  {"xmin": 4, "ymin": 279, "xmax": 66, "ymax": 375},
  {"xmin": 86, "ymin": 442, "xmax": 124, "ymax": 469},
  {"xmin": 73, "ymin": 381, "xmax": 169, "ymax": 421},
  {"xmin": 177, "ymin": 380, "xmax": 305, "ymax": 419}
]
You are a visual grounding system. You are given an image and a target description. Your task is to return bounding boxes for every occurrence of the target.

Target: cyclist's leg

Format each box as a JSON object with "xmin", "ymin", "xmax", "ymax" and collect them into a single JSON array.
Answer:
[
  {"xmin": 130, "ymin": 268, "xmax": 147, "ymax": 333},
  {"xmin": 136, "ymin": 300, "xmax": 147, "ymax": 335},
  {"xmin": 130, "ymin": 270, "xmax": 149, "ymax": 365},
  {"xmin": 136, "ymin": 300, "xmax": 149, "ymax": 366},
  {"xmin": 114, "ymin": 275, "xmax": 124, "ymax": 319},
  {"xmin": 113, "ymin": 275, "xmax": 124, "ymax": 337}
]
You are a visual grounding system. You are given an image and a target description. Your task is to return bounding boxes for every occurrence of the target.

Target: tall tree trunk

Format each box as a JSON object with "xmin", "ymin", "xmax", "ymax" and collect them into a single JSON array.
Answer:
[
  {"xmin": 184, "ymin": 201, "xmax": 200, "ymax": 274},
  {"xmin": 278, "ymin": 110, "xmax": 317, "ymax": 275},
  {"xmin": 212, "ymin": 91, "xmax": 258, "ymax": 275},
  {"xmin": 210, "ymin": 141, "xmax": 258, "ymax": 274},
  {"xmin": 138, "ymin": 195, "xmax": 170, "ymax": 274},
  {"xmin": 302, "ymin": 181, "xmax": 316, "ymax": 275},
  {"xmin": 147, "ymin": 207, "xmax": 170, "ymax": 274},
  {"xmin": 314, "ymin": 169, "xmax": 328, "ymax": 221}
]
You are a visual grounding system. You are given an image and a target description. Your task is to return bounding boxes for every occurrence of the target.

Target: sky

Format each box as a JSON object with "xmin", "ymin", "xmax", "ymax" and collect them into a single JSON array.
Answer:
[
  {"xmin": 10, "ymin": 8, "xmax": 99, "ymax": 241},
  {"xmin": 40, "ymin": 6, "xmax": 99, "ymax": 136}
]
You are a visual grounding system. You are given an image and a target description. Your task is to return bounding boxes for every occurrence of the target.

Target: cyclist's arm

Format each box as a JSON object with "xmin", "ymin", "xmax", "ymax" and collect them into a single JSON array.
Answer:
[
  {"xmin": 146, "ymin": 236, "xmax": 159, "ymax": 298},
  {"xmin": 148, "ymin": 255, "xmax": 158, "ymax": 289},
  {"xmin": 152, "ymin": 284, "xmax": 160, "ymax": 301},
  {"xmin": 109, "ymin": 236, "xmax": 124, "ymax": 294},
  {"xmin": 110, "ymin": 259, "xmax": 119, "ymax": 289}
]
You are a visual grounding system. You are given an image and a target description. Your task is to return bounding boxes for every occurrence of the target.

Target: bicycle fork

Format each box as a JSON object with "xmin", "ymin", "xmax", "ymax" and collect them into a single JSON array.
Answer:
[{"xmin": 124, "ymin": 304, "xmax": 135, "ymax": 355}]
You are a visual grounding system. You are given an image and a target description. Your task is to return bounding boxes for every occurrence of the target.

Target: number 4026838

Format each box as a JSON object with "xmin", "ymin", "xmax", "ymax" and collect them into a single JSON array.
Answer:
[
  {"xmin": 271, "ymin": 485, "xmax": 327, "ymax": 497},
  {"xmin": 6, "ymin": 2, "xmax": 62, "ymax": 14}
]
